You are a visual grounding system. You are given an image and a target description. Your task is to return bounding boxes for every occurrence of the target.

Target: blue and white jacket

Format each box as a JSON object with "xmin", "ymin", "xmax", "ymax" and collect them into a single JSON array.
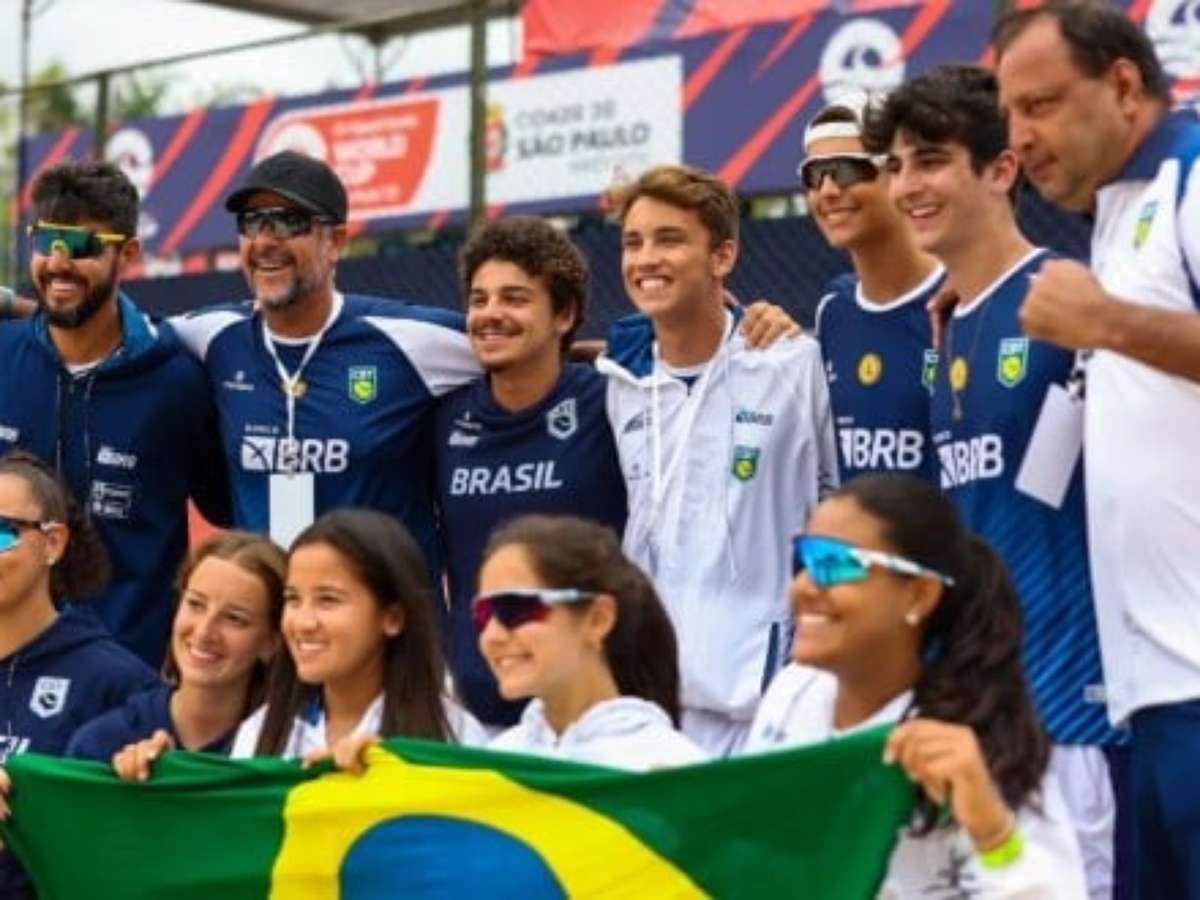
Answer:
[
  {"xmin": 0, "ymin": 608, "xmax": 157, "ymax": 896},
  {"xmin": 172, "ymin": 292, "xmax": 479, "ymax": 578},
  {"xmin": 596, "ymin": 309, "xmax": 837, "ymax": 722},
  {"xmin": 0, "ymin": 295, "xmax": 230, "ymax": 666}
]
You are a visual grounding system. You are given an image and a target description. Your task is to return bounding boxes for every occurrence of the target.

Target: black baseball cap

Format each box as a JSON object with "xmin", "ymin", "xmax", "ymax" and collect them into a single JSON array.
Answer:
[{"xmin": 224, "ymin": 150, "xmax": 348, "ymax": 223}]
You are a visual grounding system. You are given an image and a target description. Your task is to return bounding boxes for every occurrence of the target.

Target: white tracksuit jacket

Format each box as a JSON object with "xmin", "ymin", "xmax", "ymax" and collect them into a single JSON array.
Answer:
[
  {"xmin": 745, "ymin": 665, "xmax": 1089, "ymax": 899},
  {"xmin": 597, "ymin": 309, "xmax": 837, "ymax": 723},
  {"xmin": 488, "ymin": 696, "xmax": 706, "ymax": 770},
  {"xmin": 230, "ymin": 692, "xmax": 487, "ymax": 758}
]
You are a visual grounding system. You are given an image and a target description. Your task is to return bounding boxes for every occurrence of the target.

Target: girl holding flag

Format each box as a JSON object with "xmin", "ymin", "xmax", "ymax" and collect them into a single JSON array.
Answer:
[
  {"xmin": 744, "ymin": 474, "xmax": 1087, "ymax": 897},
  {"xmin": 232, "ymin": 509, "xmax": 484, "ymax": 757},
  {"xmin": 69, "ymin": 532, "xmax": 285, "ymax": 774},
  {"xmin": 476, "ymin": 515, "xmax": 704, "ymax": 770}
]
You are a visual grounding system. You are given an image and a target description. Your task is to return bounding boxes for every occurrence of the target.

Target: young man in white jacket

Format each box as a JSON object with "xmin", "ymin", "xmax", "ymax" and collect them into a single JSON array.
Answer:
[{"xmin": 597, "ymin": 165, "xmax": 837, "ymax": 755}]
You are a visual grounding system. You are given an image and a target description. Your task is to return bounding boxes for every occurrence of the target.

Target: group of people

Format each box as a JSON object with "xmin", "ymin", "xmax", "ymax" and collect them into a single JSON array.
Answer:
[{"xmin": 0, "ymin": 1, "xmax": 1196, "ymax": 897}]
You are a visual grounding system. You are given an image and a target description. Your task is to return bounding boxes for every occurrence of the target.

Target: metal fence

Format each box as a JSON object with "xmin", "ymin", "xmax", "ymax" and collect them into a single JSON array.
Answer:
[{"xmin": 116, "ymin": 187, "xmax": 1090, "ymax": 334}]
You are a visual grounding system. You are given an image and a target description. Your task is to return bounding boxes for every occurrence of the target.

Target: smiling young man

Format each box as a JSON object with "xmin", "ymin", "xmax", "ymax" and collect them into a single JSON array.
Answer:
[
  {"xmin": 863, "ymin": 64, "xmax": 1127, "ymax": 898},
  {"xmin": 993, "ymin": 6, "xmax": 1200, "ymax": 896},
  {"xmin": 433, "ymin": 217, "xmax": 627, "ymax": 728},
  {"xmin": 0, "ymin": 161, "xmax": 229, "ymax": 667},
  {"xmin": 802, "ymin": 98, "xmax": 944, "ymax": 483},
  {"xmin": 597, "ymin": 164, "xmax": 837, "ymax": 755},
  {"xmin": 170, "ymin": 151, "xmax": 479, "ymax": 575}
]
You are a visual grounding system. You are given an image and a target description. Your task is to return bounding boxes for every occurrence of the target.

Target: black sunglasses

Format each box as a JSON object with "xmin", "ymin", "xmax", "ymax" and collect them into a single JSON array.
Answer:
[
  {"xmin": 235, "ymin": 207, "xmax": 333, "ymax": 240},
  {"xmin": 796, "ymin": 154, "xmax": 887, "ymax": 194}
]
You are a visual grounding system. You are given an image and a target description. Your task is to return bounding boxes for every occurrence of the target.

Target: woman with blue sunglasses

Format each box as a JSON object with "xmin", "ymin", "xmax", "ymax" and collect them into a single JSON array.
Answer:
[
  {"xmin": 477, "ymin": 515, "xmax": 704, "ymax": 770},
  {"xmin": 744, "ymin": 474, "xmax": 1086, "ymax": 897},
  {"xmin": 0, "ymin": 452, "xmax": 156, "ymax": 898}
]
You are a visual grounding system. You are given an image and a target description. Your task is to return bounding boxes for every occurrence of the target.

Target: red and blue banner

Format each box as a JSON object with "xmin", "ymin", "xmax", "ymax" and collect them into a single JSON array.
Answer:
[{"xmin": 16, "ymin": 0, "xmax": 1197, "ymax": 266}]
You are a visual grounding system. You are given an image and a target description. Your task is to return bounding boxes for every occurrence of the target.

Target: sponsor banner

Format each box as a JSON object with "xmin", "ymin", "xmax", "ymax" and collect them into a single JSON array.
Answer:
[
  {"xmin": 485, "ymin": 56, "xmax": 682, "ymax": 205},
  {"xmin": 255, "ymin": 56, "xmax": 681, "ymax": 221},
  {"xmin": 15, "ymin": 0, "xmax": 1191, "ymax": 260}
]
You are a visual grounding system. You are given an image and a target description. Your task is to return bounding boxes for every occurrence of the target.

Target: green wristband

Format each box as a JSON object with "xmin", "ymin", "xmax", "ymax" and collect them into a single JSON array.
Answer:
[{"xmin": 978, "ymin": 828, "xmax": 1025, "ymax": 869}]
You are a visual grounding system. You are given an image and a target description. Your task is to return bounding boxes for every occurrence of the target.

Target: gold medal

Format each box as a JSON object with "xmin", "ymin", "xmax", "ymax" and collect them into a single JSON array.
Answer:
[{"xmin": 284, "ymin": 379, "xmax": 307, "ymax": 399}]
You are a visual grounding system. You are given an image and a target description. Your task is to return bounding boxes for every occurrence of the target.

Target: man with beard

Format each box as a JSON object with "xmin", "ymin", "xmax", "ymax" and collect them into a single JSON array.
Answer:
[
  {"xmin": 434, "ymin": 217, "xmax": 628, "ymax": 729},
  {"xmin": 170, "ymin": 151, "xmax": 480, "ymax": 578},
  {"xmin": 0, "ymin": 160, "xmax": 230, "ymax": 667}
]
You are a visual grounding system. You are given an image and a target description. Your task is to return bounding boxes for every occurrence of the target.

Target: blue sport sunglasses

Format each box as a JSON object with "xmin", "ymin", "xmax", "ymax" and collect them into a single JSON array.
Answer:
[
  {"xmin": 0, "ymin": 515, "xmax": 56, "ymax": 554},
  {"xmin": 792, "ymin": 534, "xmax": 955, "ymax": 589}
]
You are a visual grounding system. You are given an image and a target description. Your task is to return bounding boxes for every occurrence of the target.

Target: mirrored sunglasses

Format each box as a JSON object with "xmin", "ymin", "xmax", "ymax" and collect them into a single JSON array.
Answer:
[
  {"xmin": 471, "ymin": 588, "xmax": 595, "ymax": 632},
  {"xmin": 792, "ymin": 534, "xmax": 955, "ymax": 588},
  {"xmin": 235, "ymin": 207, "xmax": 332, "ymax": 240},
  {"xmin": 28, "ymin": 222, "xmax": 128, "ymax": 260},
  {"xmin": 796, "ymin": 154, "xmax": 887, "ymax": 194}
]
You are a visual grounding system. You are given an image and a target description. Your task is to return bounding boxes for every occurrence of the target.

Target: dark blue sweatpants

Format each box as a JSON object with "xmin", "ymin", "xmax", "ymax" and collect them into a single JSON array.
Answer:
[{"xmin": 1131, "ymin": 701, "xmax": 1200, "ymax": 900}]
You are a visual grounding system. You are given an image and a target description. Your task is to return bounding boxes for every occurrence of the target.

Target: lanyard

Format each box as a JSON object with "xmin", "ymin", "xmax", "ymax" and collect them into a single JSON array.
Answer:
[{"xmin": 260, "ymin": 298, "xmax": 340, "ymax": 468}]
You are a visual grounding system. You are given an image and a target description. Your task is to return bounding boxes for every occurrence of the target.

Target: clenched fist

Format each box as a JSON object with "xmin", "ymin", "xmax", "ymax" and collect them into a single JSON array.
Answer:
[{"xmin": 1020, "ymin": 258, "xmax": 1113, "ymax": 351}]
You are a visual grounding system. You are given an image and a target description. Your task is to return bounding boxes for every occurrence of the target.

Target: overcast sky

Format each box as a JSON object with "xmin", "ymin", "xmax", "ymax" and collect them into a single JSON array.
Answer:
[{"xmin": 0, "ymin": 0, "xmax": 521, "ymax": 114}]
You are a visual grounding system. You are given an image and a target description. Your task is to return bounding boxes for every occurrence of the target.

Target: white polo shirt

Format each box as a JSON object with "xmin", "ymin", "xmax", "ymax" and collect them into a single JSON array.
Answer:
[{"xmin": 1086, "ymin": 108, "xmax": 1200, "ymax": 726}]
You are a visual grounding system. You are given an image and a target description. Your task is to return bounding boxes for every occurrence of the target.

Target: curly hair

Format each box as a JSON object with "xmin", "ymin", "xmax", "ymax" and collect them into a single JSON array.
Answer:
[
  {"xmin": 32, "ymin": 160, "xmax": 139, "ymax": 237},
  {"xmin": 483, "ymin": 514, "xmax": 683, "ymax": 725},
  {"xmin": 831, "ymin": 474, "xmax": 1049, "ymax": 832},
  {"xmin": 861, "ymin": 64, "xmax": 1008, "ymax": 174},
  {"xmin": 460, "ymin": 216, "xmax": 590, "ymax": 355},
  {"xmin": 0, "ymin": 449, "xmax": 111, "ymax": 602}
]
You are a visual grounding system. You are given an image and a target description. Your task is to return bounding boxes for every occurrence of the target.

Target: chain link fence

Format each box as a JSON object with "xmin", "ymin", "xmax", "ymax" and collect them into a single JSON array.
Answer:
[{"xmin": 122, "ymin": 189, "xmax": 1091, "ymax": 334}]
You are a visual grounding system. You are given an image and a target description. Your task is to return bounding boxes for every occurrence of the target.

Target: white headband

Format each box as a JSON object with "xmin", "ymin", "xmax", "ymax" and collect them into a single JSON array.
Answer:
[{"xmin": 803, "ymin": 121, "xmax": 863, "ymax": 149}]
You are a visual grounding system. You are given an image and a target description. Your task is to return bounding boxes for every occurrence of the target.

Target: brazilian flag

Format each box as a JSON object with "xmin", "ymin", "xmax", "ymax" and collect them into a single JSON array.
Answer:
[{"xmin": 1, "ymin": 725, "xmax": 911, "ymax": 898}]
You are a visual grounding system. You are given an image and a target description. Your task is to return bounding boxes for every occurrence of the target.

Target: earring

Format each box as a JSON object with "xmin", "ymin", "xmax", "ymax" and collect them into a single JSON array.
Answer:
[{"xmin": 904, "ymin": 610, "xmax": 920, "ymax": 627}]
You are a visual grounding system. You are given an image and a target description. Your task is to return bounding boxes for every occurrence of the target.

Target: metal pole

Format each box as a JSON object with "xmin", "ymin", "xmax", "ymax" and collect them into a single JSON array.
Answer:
[
  {"xmin": 13, "ymin": 0, "xmax": 33, "ymax": 285},
  {"xmin": 468, "ymin": 0, "xmax": 487, "ymax": 231},
  {"xmin": 93, "ymin": 72, "xmax": 110, "ymax": 162}
]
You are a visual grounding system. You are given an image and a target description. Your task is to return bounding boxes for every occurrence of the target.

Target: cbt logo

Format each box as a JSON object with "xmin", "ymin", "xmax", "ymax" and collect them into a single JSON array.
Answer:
[
  {"xmin": 241, "ymin": 436, "xmax": 350, "ymax": 473},
  {"xmin": 1146, "ymin": 0, "xmax": 1200, "ymax": 80},
  {"xmin": 819, "ymin": 18, "xmax": 905, "ymax": 103}
]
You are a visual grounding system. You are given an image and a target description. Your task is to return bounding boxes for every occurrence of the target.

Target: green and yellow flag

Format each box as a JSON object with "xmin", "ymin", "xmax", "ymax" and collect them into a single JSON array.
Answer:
[{"xmin": 2, "ymin": 725, "xmax": 911, "ymax": 899}]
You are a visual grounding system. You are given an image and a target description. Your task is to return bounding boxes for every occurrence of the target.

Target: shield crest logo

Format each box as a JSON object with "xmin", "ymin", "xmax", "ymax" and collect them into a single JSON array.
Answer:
[
  {"xmin": 921, "ymin": 349, "xmax": 939, "ymax": 391},
  {"xmin": 348, "ymin": 366, "xmax": 378, "ymax": 405},
  {"xmin": 731, "ymin": 445, "xmax": 760, "ymax": 482},
  {"xmin": 997, "ymin": 337, "xmax": 1029, "ymax": 388},
  {"xmin": 30, "ymin": 676, "xmax": 70, "ymax": 719},
  {"xmin": 546, "ymin": 399, "xmax": 577, "ymax": 441},
  {"xmin": 1133, "ymin": 200, "xmax": 1157, "ymax": 250}
]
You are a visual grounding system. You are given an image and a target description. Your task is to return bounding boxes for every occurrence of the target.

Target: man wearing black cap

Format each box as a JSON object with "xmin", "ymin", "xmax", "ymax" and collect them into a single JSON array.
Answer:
[{"xmin": 171, "ymin": 150, "xmax": 479, "ymax": 575}]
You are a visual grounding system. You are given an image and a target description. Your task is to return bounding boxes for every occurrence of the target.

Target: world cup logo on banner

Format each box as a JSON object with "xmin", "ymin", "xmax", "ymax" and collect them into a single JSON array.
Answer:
[
  {"xmin": 819, "ymin": 19, "xmax": 905, "ymax": 103},
  {"xmin": 1146, "ymin": 0, "xmax": 1200, "ymax": 82}
]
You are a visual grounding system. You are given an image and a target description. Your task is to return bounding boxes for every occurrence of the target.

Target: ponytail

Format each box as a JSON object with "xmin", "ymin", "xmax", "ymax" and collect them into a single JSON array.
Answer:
[
  {"xmin": 830, "ymin": 474, "xmax": 1049, "ymax": 832},
  {"xmin": 484, "ymin": 515, "xmax": 682, "ymax": 724},
  {"xmin": 910, "ymin": 535, "xmax": 1048, "ymax": 831}
]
